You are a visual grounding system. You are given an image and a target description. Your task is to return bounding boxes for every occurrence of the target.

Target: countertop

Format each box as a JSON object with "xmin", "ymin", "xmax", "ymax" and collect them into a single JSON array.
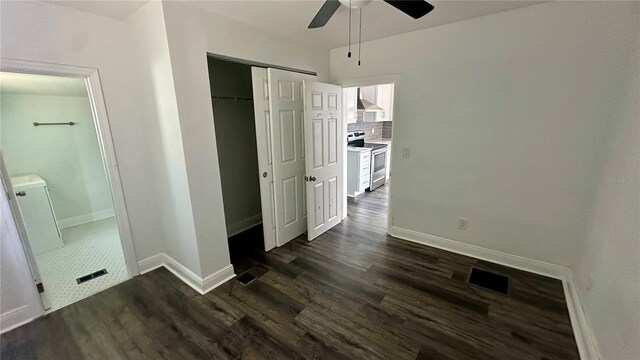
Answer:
[
  {"xmin": 347, "ymin": 147, "xmax": 372, "ymax": 153},
  {"xmin": 368, "ymin": 139, "xmax": 392, "ymax": 147}
]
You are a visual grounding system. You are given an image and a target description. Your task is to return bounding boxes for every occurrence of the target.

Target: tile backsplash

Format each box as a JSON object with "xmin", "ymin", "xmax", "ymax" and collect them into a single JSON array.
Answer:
[
  {"xmin": 381, "ymin": 121, "xmax": 393, "ymax": 139},
  {"xmin": 347, "ymin": 112, "xmax": 392, "ymax": 141}
]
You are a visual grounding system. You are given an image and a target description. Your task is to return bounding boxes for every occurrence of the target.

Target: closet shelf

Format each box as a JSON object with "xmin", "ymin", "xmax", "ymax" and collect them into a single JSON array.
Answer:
[{"xmin": 211, "ymin": 95, "xmax": 253, "ymax": 102}]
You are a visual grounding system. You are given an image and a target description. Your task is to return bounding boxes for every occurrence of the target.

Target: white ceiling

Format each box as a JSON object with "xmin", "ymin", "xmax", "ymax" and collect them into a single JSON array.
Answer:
[
  {"xmin": 0, "ymin": 72, "xmax": 88, "ymax": 97},
  {"xmin": 190, "ymin": 0, "xmax": 544, "ymax": 49},
  {"xmin": 47, "ymin": 0, "xmax": 149, "ymax": 20},
  {"xmin": 46, "ymin": 1, "xmax": 543, "ymax": 49}
]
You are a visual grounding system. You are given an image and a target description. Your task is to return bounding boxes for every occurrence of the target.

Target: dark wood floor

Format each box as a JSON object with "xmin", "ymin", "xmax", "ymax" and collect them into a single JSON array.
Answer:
[{"xmin": 1, "ymin": 183, "xmax": 579, "ymax": 359}]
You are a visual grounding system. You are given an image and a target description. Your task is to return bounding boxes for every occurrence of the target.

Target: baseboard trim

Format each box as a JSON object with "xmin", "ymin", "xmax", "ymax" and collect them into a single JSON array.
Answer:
[
  {"xmin": 226, "ymin": 214, "xmax": 262, "ymax": 238},
  {"xmin": 58, "ymin": 209, "xmax": 115, "ymax": 229},
  {"xmin": 137, "ymin": 253, "xmax": 166, "ymax": 274},
  {"xmin": 561, "ymin": 271, "xmax": 602, "ymax": 360},
  {"xmin": 202, "ymin": 265, "xmax": 237, "ymax": 294},
  {"xmin": 388, "ymin": 226, "xmax": 566, "ymax": 278},
  {"xmin": 388, "ymin": 226, "xmax": 601, "ymax": 360},
  {"xmin": 0, "ymin": 306, "xmax": 34, "ymax": 335},
  {"xmin": 137, "ymin": 253, "xmax": 236, "ymax": 295}
]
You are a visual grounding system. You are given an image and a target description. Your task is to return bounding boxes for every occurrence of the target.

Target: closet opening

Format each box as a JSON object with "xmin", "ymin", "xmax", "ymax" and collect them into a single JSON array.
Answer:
[
  {"xmin": 207, "ymin": 57, "xmax": 265, "ymax": 274},
  {"xmin": 208, "ymin": 54, "xmax": 344, "ymax": 272}
]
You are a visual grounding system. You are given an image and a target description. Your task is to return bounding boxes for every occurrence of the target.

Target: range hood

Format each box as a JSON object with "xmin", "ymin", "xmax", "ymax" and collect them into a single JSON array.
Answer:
[{"xmin": 357, "ymin": 88, "xmax": 384, "ymax": 112}]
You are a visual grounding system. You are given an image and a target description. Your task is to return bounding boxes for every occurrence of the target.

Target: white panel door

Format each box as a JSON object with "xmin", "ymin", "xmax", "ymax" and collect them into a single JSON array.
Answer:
[
  {"xmin": 250, "ymin": 67, "xmax": 277, "ymax": 251},
  {"xmin": 0, "ymin": 155, "xmax": 51, "ymax": 311},
  {"xmin": 268, "ymin": 68, "xmax": 314, "ymax": 246},
  {"xmin": 303, "ymin": 80, "xmax": 344, "ymax": 240}
]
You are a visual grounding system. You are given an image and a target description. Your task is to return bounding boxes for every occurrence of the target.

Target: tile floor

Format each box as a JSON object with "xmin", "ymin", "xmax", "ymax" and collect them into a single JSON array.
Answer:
[{"xmin": 34, "ymin": 217, "xmax": 129, "ymax": 312}]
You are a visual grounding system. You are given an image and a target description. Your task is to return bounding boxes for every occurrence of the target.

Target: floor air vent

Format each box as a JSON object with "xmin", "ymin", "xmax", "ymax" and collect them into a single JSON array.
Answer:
[
  {"xmin": 468, "ymin": 267, "xmax": 510, "ymax": 295},
  {"xmin": 76, "ymin": 269, "xmax": 108, "ymax": 284},
  {"xmin": 236, "ymin": 272, "xmax": 257, "ymax": 286},
  {"xmin": 236, "ymin": 265, "xmax": 269, "ymax": 286}
]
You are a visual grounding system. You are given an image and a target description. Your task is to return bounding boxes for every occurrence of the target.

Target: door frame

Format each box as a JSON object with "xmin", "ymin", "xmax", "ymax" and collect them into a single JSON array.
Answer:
[
  {"xmin": 335, "ymin": 74, "xmax": 400, "ymax": 234},
  {"xmin": 0, "ymin": 58, "xmax": 139, "ymax": 293}
]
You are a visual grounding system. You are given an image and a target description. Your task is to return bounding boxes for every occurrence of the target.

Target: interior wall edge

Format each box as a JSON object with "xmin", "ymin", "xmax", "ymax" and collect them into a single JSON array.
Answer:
[{"xmin": 388, "ymin": 225, "xmax": 601, "ymax": 360}]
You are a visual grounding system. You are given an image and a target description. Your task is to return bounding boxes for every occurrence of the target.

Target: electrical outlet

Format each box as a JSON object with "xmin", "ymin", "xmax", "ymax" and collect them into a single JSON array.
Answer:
[
  {"xmin": 402, "ymin": 147, "xmax": 410, "ymax": 158},
  {"xmin": 458, "ymin": 218, "xmax": 468, "ymax": 230},
  {"xmin": 371, "ymin": 128, "xmax": 375, "ymax": 134}
]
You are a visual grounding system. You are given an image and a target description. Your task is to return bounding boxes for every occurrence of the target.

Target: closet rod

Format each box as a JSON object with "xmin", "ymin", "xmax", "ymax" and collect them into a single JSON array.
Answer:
[
  {"xmin": 211, "ymin": 95, "xmax": 253, "ymax": 102},
  {"xmin": 33, "ymin": 122, "xmax": 76, "ymax": 126}
]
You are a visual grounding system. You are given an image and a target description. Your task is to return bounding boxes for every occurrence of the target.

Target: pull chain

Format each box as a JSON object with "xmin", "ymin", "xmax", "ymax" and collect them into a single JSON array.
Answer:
[
  {"xmin": 358, "ymin": 7, "xmax": 362, "ymax": 66},
  {"xmin": 347, "ymin": 0, "xmax": 352, "ymax": 58}
]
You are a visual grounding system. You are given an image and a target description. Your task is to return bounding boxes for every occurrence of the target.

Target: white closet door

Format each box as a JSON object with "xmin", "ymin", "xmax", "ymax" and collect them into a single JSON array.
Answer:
[
  {"xmin": 267, "ymin": 68, "xmax": 314, "ymax": 246},
  {"xmin": 303, "ymin": 80, "xmax": 344, "ymax": 240},
  {"xmin": 251, "ymin": 67, "xmax": 277, "ymax": 251}
]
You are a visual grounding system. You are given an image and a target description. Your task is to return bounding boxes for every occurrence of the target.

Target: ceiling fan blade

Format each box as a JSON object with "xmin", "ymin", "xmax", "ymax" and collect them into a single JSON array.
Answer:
[
  {"xmin": 308, "ymin": 0, "xmax": 341, "ymax": 29},
  {"xmin": 384, "ymin": 0, "xmax": 434, "ymax": 19}
]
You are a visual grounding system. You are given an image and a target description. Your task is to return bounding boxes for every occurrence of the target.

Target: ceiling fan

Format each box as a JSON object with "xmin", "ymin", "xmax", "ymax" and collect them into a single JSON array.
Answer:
[
  {"xmin": 308, "ymin": 0, "xmax": 434, "ymax": 29},
  {"xmin": 308, "ymin": 0, "xmax": 434, "ymax": 65}
]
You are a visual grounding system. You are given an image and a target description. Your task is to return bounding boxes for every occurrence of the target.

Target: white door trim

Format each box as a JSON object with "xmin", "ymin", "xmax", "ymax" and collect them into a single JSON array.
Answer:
[{"xmin": 0, "ymin": 58, "xmax": 139, "ymax": 283}]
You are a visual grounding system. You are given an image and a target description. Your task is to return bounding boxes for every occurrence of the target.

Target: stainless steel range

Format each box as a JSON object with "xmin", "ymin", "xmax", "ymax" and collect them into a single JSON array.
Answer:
[{"xmin": 347, "ymin": 131, "xmax": 388, "ymax": 191}]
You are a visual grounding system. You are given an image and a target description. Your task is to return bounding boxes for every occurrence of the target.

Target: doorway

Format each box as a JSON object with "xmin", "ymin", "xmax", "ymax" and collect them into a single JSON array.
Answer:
[
  {"xmin": 0, "ymin": 61, "xmax": 136, "ymax": 313},
  {"xmin": 343, "ymin": 82, "xmax": 395, "ymax": 227}
]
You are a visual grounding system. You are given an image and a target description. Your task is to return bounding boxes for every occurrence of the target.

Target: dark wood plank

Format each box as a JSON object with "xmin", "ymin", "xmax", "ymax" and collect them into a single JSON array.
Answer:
[{"xmin": 0, "ymin": 183, "xmax": 580, "ymax": 359}]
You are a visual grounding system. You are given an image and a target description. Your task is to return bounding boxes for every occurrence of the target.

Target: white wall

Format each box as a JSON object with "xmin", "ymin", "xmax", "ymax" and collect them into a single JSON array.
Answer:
[
  {"xmin": 208, "ymin": 59, "xmax": 262, "ymax": 233},
  {"xmin": 331, "ymin": 2, "xmax": 639, "ymax": 357},
  {"xmin": 160, "ymin": 1, "xmax": 330, "ymax": 276},
  {"xmin": 331, "ymin": 1, "xmax": 638, "ymax": 267},
  {"xmin": 0, "ymin": 0, "xmax": 174, "ymax": 325},
  {"xmin": 1, "ymin": 93, "xmax": 114, "ymax": 226},
  {"xmin": 0, "ymin": 0, "xmax": 330, "ymax": 309},
  {"xmin": 572, "ymin": 14, "xmax": 640, "ymax": 358},
  {"xmin": 0, "ymin": 0, "xmax": 170, "ymax": 261},
  {"xmin": 0, "ymin": 172, "xmax": 43, "ymax": 332}
]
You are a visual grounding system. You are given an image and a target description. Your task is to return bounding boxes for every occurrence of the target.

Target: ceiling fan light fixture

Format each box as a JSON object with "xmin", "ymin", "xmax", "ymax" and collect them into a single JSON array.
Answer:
[
  {"xmin": 309, "ymin": 0, "xmax": 433, "ymax": 29},
  {"xmin": 347, "ymin": 0, "xmax": 352, "ymax": 58},
  {"xmin": 338, "ymin": 0, "xmax": 372, "ymax": 9}
]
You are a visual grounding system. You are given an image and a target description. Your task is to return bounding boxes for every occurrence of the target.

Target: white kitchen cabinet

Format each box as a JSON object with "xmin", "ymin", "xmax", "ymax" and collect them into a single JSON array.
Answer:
[
  {"xmin": 343, "ymin": 87, "xmax": 358, "ymax": 124},
  {"xmin": 375, "ymin": 83, "xmax": 394, "ymax": 122},
  {"xmin": 347, "ymin": 148, "xmax": 372, "ymax": 197}
]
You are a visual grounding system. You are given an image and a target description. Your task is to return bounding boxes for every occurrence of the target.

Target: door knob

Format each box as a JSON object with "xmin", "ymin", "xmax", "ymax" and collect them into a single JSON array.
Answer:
[
  {"xmin": 15, "ymin": 191, "xmax": 26, "ymax": 197},
  {"xmin": 309, "ymin": 176, "xmax": 316, "ymax": 181},
  {"xmin": 262, "ymin": 172, "xmax": 268, "ymax": 178}
]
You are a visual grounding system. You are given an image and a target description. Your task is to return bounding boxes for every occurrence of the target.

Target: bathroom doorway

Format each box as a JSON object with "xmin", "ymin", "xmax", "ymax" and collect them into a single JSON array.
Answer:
[{"xmin": 0, "ymin": 62, "xmax": 136, "ymax": 313}]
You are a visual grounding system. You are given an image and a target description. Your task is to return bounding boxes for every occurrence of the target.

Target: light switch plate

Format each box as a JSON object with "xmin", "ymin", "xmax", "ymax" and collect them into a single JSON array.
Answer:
[{"xmin": 402, "ymin": 147, "xmax": 410, "ymax": 158}]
